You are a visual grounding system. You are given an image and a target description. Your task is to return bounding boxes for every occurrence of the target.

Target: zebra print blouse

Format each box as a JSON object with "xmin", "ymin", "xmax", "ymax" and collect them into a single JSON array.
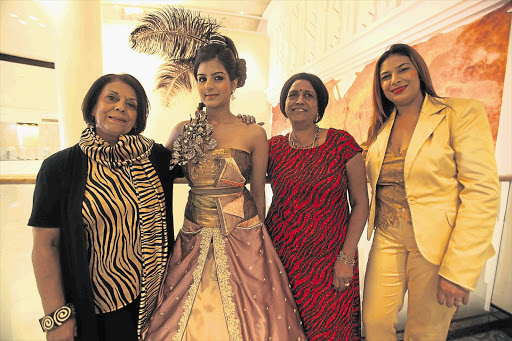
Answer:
[
  {"xmin": 82, "ymin": 157, "xmax": 142, "ymax": 313},
  {"xmin": 79, "ymin": 128, "xmax": 168, "ymax": 331}
]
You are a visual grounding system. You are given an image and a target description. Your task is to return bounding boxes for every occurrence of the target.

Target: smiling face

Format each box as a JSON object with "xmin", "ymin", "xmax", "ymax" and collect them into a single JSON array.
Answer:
[
  {"xmin": 92, "ymin": 81, "xmax": 138, "ymax": 145},
  {"xmin": 196, "ymin": 58, "xmax": 237, "ymax": 110},
  {"xmin": 285, "ymin": 79, "xmax": 318, "ymax": 125},
  {"xmin": 379, "ymin": 54, "xmax": 424, "ymax": 109}
]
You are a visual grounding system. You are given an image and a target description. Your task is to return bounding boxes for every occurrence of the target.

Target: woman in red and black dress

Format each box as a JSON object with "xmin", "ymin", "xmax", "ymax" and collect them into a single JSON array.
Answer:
[{"xmin": 265, "ymin": 73, "xmax": 369, "ymax": 341}]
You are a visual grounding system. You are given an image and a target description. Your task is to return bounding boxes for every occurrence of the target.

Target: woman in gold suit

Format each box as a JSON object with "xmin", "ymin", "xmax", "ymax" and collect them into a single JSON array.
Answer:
[{"xmin": 362, "ymin": 43, "xmax": 500, "ymax": 341}]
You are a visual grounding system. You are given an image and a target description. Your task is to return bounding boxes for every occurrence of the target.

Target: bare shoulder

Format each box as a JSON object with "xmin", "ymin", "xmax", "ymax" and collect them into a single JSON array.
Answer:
[
  {"xmin": 247, "ymin": 124, "xmax": 268, "ymax": 154},
  {"xmin": 174, "ymin": 120, "xmax": 189, "ymax": 131},
  {"xmin": 239, "ymin": 121, "xmax": 267, "ymax": 140},
  {"xmin": 165, "ymin": 120, "xmax": 189, "ymax": 149}
]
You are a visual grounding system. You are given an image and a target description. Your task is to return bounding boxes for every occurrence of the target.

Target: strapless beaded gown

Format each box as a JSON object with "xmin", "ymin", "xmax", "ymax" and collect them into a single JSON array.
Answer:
[{"xmin": 143, "ymin": 148, "xmax": 306, "ymax": 341}]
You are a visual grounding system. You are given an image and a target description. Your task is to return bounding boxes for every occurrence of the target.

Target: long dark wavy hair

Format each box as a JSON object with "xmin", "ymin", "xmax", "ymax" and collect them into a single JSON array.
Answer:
[{"xmin": 366, "ymin": 43, "xmax": 440, "ymax": 143}]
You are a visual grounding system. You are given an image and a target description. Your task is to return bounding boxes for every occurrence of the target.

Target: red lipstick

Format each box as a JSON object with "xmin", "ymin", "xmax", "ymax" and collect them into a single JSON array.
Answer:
[{"xmin": 392, "ymin": 86, "xmax": 406, "ymax": 94}]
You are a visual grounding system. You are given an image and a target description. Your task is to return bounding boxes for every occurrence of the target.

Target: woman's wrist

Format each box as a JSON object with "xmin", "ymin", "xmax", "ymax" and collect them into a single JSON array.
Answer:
[
  {"xmin": 39, "ymin": 303, "xmax": 76, "ymax": 332},
  {"xmin": 336, "ymin": 250, "xmax": 355, "ymax": 266}
]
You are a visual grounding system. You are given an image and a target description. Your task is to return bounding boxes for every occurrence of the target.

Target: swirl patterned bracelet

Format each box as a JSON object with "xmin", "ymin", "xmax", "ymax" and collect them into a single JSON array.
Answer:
[{"xmin": 39, "ymin": 303, "xmax": 76, "ymax": 332}]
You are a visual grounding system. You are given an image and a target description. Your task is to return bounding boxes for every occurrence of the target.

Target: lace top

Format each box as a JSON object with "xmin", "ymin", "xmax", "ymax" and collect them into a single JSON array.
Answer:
[{"xmin": 374, "ymin": 143, "xmax": 413, "ymax": 230}]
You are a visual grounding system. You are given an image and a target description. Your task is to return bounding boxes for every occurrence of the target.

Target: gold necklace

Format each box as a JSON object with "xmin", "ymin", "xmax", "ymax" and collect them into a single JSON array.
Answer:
[{"xmin": 289, "ymin": 125, "xmax": 320, "ymax": 149}]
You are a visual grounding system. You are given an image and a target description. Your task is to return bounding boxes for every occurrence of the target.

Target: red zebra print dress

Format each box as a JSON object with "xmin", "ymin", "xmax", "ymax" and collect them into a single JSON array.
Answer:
[{"xmin": 265, "ymin": 128, "xmax": 362, "ymax": 341}]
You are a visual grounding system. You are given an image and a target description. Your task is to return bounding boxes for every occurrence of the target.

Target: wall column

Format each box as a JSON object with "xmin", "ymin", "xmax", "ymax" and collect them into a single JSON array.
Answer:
[{"xmin": 41, "ymin": 0, "xmax": 103, "ymax": 148}]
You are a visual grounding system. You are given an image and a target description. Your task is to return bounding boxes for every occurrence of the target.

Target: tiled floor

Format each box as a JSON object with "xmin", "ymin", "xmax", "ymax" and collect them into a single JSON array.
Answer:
[
  {"xmin": 447, "ymin": 310, "xmax": 512, "ymax": 341},
  {"xmin": 389, "ymin": 309, "xmax": 512, "ymax": 341},
  {"xmin": 452, "ymin": 330, "xmax": 511, "ymax": 341}
]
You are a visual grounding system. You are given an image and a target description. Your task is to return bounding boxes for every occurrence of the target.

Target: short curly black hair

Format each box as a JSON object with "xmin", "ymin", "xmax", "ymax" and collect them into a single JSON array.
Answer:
[
  {"xmin": 81, "ymin": 73, "xmax": 150, "ymax": 134},
  {"xmin": 279, "ymin": 73, "xmax": 329, "ymax": 122}
]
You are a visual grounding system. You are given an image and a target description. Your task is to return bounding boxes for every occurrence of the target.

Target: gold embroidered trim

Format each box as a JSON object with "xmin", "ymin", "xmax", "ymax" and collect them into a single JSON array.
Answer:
[
  {"xmin": 212, "ymin": 228, "xmax": 242, "ymax": 341},
  {"xmin": 173, "ymin": 228, "xmax": 213, "ymax": 341},
  {"xmin": 180, "ymin": 230, "xmax": 202, "ymax": 235},
  {"xmin": 235, "ymin": 222, "xmax": 263, "ymax": 230},
  {"xmin": 235, "ymin": 216, "xmax": 263, "ymax": 230}
]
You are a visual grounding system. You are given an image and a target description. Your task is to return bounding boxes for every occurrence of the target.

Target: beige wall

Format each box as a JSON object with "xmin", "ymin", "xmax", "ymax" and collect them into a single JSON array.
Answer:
[
  {"xmin": 492, "ymin": 184, "xmax": 512, "ymax": 312},
  {"xmin": 101, "ymin": 24, "xmax": 271, "ymax": 145},
  {"xmin": 0, "ymin": 61, "xmax": 57, "ymax": 113},
  {"xmin": 0, "ymin": 61, "xmax": 60, "ymax": 164}
]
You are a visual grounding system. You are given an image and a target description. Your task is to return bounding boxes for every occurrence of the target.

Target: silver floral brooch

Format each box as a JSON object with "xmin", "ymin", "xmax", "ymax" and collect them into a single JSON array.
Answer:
[{"xmin": 170, "ymin": 109, "xmax": 217, "ymax": 168}]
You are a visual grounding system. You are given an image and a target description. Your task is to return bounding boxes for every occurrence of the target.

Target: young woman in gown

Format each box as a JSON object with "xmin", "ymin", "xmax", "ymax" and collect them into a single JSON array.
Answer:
[{"xmin": 142, "ymin": 35, "xmax": 306, "ymax": 341}]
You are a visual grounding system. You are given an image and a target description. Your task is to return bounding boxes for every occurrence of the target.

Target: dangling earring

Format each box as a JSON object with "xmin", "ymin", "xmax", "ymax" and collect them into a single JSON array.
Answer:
[
  {"xmin": 231, "ymin": 90, "xmax": 236, "ymax": 101},
  {"xmin": 315, "ymin": 113, "xmax": 319, "ymax": 123}
]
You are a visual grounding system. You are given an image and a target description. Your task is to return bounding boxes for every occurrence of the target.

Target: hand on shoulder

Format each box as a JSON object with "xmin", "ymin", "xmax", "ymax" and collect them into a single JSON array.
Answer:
[{"xmin": 236, "ymin": 114, "xmax": 265, "ymax": 126}]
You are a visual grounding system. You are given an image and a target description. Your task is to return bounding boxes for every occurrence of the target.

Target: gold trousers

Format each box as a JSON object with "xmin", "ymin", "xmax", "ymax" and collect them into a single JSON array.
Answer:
[{"xmin": 362, "ymin": 221, "xmax": 456, "ymax": 341}]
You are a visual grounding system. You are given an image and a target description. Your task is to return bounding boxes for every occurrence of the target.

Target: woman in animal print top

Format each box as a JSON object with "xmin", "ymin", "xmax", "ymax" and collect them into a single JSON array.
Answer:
[{"xmin": 29, "ymin": 73, "xmax": 181, "ymax": 341}]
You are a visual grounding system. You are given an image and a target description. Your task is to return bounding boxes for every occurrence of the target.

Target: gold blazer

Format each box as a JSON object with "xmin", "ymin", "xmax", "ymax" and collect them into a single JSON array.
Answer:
[{"xmin": 365, "ymin": 94, "xmax": 500, "ymax": 290}]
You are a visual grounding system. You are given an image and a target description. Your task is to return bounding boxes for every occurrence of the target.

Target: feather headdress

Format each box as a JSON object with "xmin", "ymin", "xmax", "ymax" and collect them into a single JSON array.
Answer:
[{"xmin": 129, "ymin": 7, "xmax": 222, "ymax": 105}]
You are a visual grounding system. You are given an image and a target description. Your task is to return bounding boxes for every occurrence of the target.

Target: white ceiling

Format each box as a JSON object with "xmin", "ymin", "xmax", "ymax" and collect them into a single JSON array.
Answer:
[
  {"xmin": 102, "ymin": 0, "xmax": 271, "ymax": 31},
  {"xmin": 0, "ymin": 0, "xmax": 271, "ymax": 62}
]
